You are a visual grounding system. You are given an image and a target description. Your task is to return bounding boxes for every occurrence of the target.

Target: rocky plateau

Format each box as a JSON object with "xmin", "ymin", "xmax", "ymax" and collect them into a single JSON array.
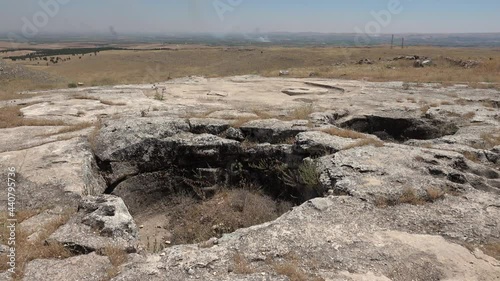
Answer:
[{"xmin": 0, "ymin": 76, "xmax": 499, "ymax": 280}]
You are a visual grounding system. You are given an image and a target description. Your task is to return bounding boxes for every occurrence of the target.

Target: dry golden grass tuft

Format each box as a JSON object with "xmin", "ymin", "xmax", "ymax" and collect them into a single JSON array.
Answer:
[
  {"xmin": 480, "ymin": 131, "xmax": 500, "ymax": 149},
  {"xmin": 102, "ymin": 246, "xmax": 128, "ymax": 280},
  {"xmin": 482, "ymin": 100, "xmax": 499, "ymax": 109},
  {"xmin": 321, "ymin": 127, "xmax": 367, "ymax": 139},
  {"xmin": 42, "ymin": 121, "xmax": 95, "ymax": 136},
  {"xmin": 102, "ymin": 247, "xmax": 128, "ymax": 267},
  {"xmin": 167, "ymin": 188, "xmax": 291, "ymax": 245},
  {"xmin": 462, "ymin": 112, "xmax": 476, "ymax": 119},
  {"xmin": 273, "ymin": 261, "xmax": 309, "ymax": 281},
  {"xmin": 99, "ymin": 100, "xmax": 127, "ymax": 106},
  {"xmin": 287, "ymin": 105, "xmax": 314, "ymax": 120},
  {"xmin": 461, "ymin": 241, "xmax": 500, "ymax": 261},
  {"xmin": 481, "ymin": 242, "xmax": 500, "ymax": 261},
  {"xmin": 398, "ymin": 188, "xmax": 425, "ymax": 205},
  {"xmin": 87, "ymin": 119, "xmax": 103, "ymax": 151},
  {"xmin": 229, "ymin": 109, "xmax": 276, "ymax": 127},
  {"xmin": 253, "ymin": 110, "xmax": 274, "ymax": 120},
  {"xmin": 343, "ymin": 138, "xmax": 384, "ymax": 150},
  {"xmin": 271, "ymin": 259, "xmax": 325, "ymax": 281},
  {"xmin": 462, "ymin": 151, "xmax": 481, "ymax": 163},
  {"xmin": 420, "ymin": 104, "xmax": 431, "ymax": 115},
  {"xmin": 455, "ymin": 98, "xmax": 470, "ymax": 106},
  {"xmin": 15, "ymin": 209, "xmax": 40, "ymax": 223},
  {"xmin": 0, "ymin": 106, "xmax": 65, "ymax": 129},
  {"xmin": 440, "ymin": 101, "xmax": 454, "ymax": 106},
  {"xmin": 0, "ymin": 208, "xmax": 76, "ymax": 278},
  {"xmin": 232, "ymin": 253, "xmax": 255, "ymax": 274},
  {"xmin": 425, "ymin": 187, "xmax": 445, "ymax": 202},
  {"xmin": 468, "ymin": 82, "xmax": 499, "ymax": 90},
  {"xmin": 375, "ymin": 187, "xmax": 446, "ymax": 208},
  {"xmin": 374, "ymin": 196, "xmax": 390, "ymax": 208},
  {"xmin": 321, "ymin": 126, "xmax": 385, "ymax": 150},
  {"xmin": 232, "ymin": 116, "xmax": 260, "ymax": 128},
  {"xmin": 73, "ymin": 95, "xmax": 99, "ymax": 100}
]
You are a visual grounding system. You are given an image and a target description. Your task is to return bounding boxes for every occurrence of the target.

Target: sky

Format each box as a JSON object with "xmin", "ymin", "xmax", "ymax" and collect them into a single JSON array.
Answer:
[{"xmin": 0, "ymin": 0, "xmax": 499, "ymax": 35}]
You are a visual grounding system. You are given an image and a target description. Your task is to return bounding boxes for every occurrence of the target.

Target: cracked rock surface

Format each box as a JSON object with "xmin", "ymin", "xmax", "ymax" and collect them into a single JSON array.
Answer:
[{"xmin": 0, "ymin": 76, "xmax": 498, "ymax": 280}]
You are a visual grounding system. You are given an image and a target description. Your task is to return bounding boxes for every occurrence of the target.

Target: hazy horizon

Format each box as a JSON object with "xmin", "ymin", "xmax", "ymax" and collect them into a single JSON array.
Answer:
[{"xmin": 1, "ymin": 0, "xmax": 499, "ymax": 36}]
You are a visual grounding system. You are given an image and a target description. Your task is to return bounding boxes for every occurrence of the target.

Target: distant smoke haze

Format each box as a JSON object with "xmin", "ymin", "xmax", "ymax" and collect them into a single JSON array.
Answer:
[{"xmin": 0, "ymin": 0, "xmax": 499, "ymax": 34}]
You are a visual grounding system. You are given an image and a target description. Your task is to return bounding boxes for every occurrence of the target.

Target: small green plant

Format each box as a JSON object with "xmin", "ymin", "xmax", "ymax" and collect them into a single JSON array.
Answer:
[
  {"xmin": 154, "ymin": 89, "xmax": 165, "ymax": 101},
  {"xmin": 249, "ymin": 159, "xmax": 287, "ymax": 172},
  {"xmin": 68, "ymin": 82, "xmax": 78, "ymax": 88},
  {"xmin": 281, "ymin": 161, "xmax": 322, "ymax": 196}
]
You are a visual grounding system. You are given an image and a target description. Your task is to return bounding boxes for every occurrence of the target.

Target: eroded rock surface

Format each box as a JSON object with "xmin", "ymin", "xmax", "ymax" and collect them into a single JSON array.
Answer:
[
  {"xmin": 0, "ymin": 76, "xmax": 498, "ymax": 280},
  {"xmin": 23, "ymin": 252, "xmax": 112, "ymax": 281},
  {"xmin": 49, "ymin": 195, "xmax": 138, "ymax": 253}
]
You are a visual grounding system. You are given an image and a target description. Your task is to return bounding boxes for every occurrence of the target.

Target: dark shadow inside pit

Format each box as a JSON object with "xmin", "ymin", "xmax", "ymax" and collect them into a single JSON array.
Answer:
[
  {"xmin": 95, "ymin": 142, "xmax": 327, "ymax": 251},
  {"xmin": 340, "ymin": 115, "xmax": 459, "ymax": 141}
]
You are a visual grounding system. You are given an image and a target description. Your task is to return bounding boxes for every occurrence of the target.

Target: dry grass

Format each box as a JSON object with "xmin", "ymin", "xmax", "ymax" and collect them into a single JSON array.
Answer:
[
  {"xmin": 271, "ymin": 258, "xmax": 324, "ymax": 281},
  {"xmin": 468, "ymin": 82, "xmax": 499, "ymax": 90},
  {"xmin": 461, "ymin": 241, "xmax": 500, "ymax": 261},
  {"xmin": 230, "ymin": 109, "xmax": 276, "ymax": 127},
  {"xmin": 73, "ymin": 95, "xmax": 98, "ymax": 100},
  {"xmin": 374, "ymin": 196, "xmax": 391, "ymax": 208},
  {"xmin": 407, "ymin": 97, "xmax": 417, "ymax": 103},
  {"xmin": 482, "ymin": 100, "xmax": 499, "ymax": 109},
  {"xmin": 42, "ymin": 122, "xmax": 95, "ymax": 136},
  {"xmin": 321, "ymin": 126, "xmax": 385, "ymax": 150},
  {"xmin": 481, "ymin": 242, "xmax": 500, "ymax": 261},
  {"xmin": 455, "ymin": 98, "xmax": 470, "ymax": 105},
  {"xmin": 440, "ymin": 101, "xmax": 454, "ymax": 105},
  {"xmin": 0, "ymin": 105, "xmax": 65, "ymax": 129},
  {"xmin": 287, "ymin": 105, "xmax": 314, "ymax": 120},
  {"xmin": 462, "ymin": 112, "xmax": 476, "ymax": 119},
  {"xmin": 167, "ymin": 188, "xmax": 291, "ymax": 245},
  {"xmin": 343, "ymin": 138, "xmax": 384, "ymax": 150},
  {"xmin": 273, "ymin": 261, "xmax": 309, "ymax": 281},
  {"xmin": 87, "ymin": 119, "xmax": 103, "ymax": 151},
  {"xmin": 232, "ymin": 116, "xmax": 260, "ymax": 128},
  {"xmin": 321, "ymin": 127, "xmax": 367, "ymax": 139},
  {"xmin": 398, "ymin": 188, "xmax": 425, "ymax": 205},
  {"xmin": 462, "ymin": 151, "xmax": 481, "ymax": 163},
  {"xmin": 420, "ymin": 104, "xmax": 431, "ymax": 115},
  {"xmin": 102, "ymin": 247, "xmax": 128, "ymax": 267},
  {"xmin": 14, "ymin": 209, "xmax": 40, "ymax": 223},
  {"xmin": 2, "ymin": 46, "xmax": 499, "ymax": 102},
  {"xmin": 101, "ymin": 246, "xmax": 128, "ymax": 280},
  {"xmin": 0, "ymin": 78, "xmax": 63, "ymax": 101},
  {"xmin": 252, "ymin": 110, "xmax": 274, "ymax": 120},
  {"xmin": 425, "ymin": 187, "xmax": 445, "ymax": 202},
  {"xmin": 480, "ymin": 131, "xmax": 500, "ymax": 149},
  {"xmin": 375, "ymin": 187, "xmax": 444, "ymax": 208},
  {"xmin": 0, "ymin": 208, "xmax": 76, "ymax": 278},
  {"xmin": 232, "ymin": 253, "xmax": 255, "ymax": 274},
  {"xmin": 99, "ymin": 100, "xmax": 127, "ymax": 106}
]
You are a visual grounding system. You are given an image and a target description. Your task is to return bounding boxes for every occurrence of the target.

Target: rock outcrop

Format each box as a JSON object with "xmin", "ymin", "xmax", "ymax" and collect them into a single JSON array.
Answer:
[
  {"xmin": 0, "ymin": 76, "xmax": 498, "ymax": 280},
  {"xmin": 49, "ymin": 195, "xmax": 138, "ymax": 253}
]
